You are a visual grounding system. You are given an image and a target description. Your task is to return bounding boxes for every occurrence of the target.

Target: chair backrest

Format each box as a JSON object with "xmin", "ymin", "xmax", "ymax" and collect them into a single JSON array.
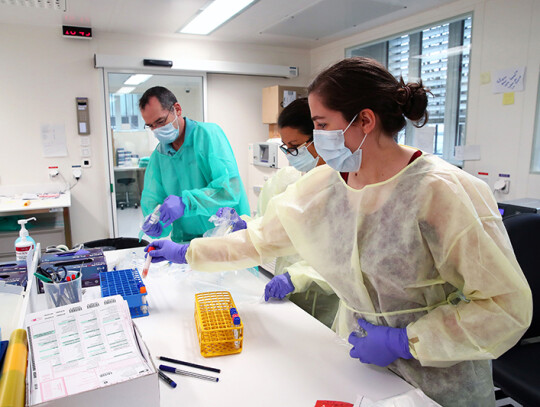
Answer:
[{"xmin": 503, "ymin": 213, "xmax": 540, "ymax": 339}]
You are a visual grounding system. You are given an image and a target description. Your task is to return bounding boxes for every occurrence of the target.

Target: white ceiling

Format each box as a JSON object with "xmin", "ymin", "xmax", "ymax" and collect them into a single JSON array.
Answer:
[{"xmin": 0, "ymin": 0, "xmax": 457, "ymax": 49}]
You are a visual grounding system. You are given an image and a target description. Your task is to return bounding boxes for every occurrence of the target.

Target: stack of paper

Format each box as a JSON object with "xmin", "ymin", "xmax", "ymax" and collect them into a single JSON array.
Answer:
[{"xmin": 25, "ymin": 295, "xmax": 152, "ymax": 405}]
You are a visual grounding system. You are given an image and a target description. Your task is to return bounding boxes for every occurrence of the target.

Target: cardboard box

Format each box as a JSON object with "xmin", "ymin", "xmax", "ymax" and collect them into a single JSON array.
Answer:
[
  {"xmin": 26, "ymin": 324, "xmax": 160, "ymax": 407},
  {"xmin": 37, "ymin": 249, "xmax": 107, "ymax": 293},
  {"xmin": 40, "ymin": 248, "xmax": 105, "ymax": 264}
]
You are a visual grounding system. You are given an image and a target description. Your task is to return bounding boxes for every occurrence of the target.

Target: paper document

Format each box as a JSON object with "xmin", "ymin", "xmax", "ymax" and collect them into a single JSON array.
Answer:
[
  {"xmin": 25, "ymin": 295, "xmax": 152, "ymax": 405},
  {"xmin": 41, "ymin": 124, "xmax": 68, "ymax": 157}
]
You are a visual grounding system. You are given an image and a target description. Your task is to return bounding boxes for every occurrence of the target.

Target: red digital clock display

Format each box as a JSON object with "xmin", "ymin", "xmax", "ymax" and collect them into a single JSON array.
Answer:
[{"xmin": 62, "ymin": 25, "xmax": 92, "ymax": 39}]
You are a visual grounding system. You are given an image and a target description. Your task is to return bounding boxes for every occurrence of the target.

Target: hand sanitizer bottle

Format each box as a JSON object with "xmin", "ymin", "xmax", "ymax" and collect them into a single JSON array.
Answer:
[{"xmin": 15, "ymin": 217, "xmax": 37, "ymax": 261}]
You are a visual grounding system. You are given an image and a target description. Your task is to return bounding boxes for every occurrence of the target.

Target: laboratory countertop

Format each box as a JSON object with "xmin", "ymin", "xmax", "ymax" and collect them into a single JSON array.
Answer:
[
  {"xmin": 29, "ymin": 248, "xmax": 414, "ymax": 406},
  {"xmin": 0, "ymin": 191, "xmax": 71, "ymax": 214}
]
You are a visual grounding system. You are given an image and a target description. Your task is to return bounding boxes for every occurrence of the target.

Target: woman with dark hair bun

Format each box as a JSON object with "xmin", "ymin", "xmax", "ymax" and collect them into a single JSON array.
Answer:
[
  {"xmin": 303, "ymin": 57, "xmax": 530, "ymax": 405},
  {"xmin": 148, "ymin": 58, "xmax": 531, "ymax": 406}
]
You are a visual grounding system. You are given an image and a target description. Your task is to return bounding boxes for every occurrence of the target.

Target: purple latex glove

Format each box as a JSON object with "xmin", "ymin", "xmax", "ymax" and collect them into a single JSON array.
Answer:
[
  {"xmin": 348, "ymin": 319, "xmax": 413, "ymax": 367},
  {"xmin": 145, "ymin": 240, "xmax": 189, "ymax": 264},
  {"xmin": 264, "ymin": 272, "xmax": 295, "ymax": 301},
  {"xmin": 215, "ymin": 207, "xmax": 247, "ymax": 232},
  {"xmin": 160, "ymin": 195, "xmax": 186, "ymax": 227},
  {"xmin": 144, "ymin": 222, "xmax": 163, "ymax": 238}
]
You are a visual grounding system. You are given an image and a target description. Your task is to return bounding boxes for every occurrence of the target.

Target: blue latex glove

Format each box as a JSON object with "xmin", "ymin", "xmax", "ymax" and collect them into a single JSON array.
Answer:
[
  {"xmin": 264, "ymin": 272, "xmax": 295, "ymax": 301},
  {"xmin": 145, "ymin": 240, "xmax": 189, "ymax": 264},
  {"xmin": 215, "ymin": 207, "xmax": 247, "ymax": 232},
  {"xmin": 348, "ymin": 319, "xmax": 413, "ymax": 367},
  {"xmin": 160, "ymin": 195, "xmax": 186, "ymax": 227},
  {"xmin": 144, "ymin": 221, "xmax": 163, "ymax": 238}
]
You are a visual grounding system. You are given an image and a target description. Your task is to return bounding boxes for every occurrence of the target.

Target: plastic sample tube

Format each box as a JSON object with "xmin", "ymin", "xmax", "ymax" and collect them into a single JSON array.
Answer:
[
  {"xmin": 140, "ymin": 286, "xmax": 148, "ymax": 314},
  {"xmin": 0, "ymin": 329, "xmax": 28, "ymax": 407},
  {"xmin": 230, "ymin": 308, "xmax": 241, "ymax": 349},
  {"xmin": 139, "ymin": 205, "xmax": 161, "ymax": 242},
  {"xmin": 142, "ymin": 247, "xmax": 154, "ymax": 278}
]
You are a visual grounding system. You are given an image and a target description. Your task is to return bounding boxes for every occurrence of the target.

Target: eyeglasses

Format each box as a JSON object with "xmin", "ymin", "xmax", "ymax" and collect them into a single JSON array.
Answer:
[
  {"xmin": 279, "ymin": 139, "xmax": 313, "ymax": 156},
  {"xmin": 144, "ymin": 107, "xmax": 174, "ymax": 130}
]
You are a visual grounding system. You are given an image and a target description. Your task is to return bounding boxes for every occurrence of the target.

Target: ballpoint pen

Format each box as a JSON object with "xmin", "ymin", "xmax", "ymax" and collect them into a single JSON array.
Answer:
[{"xmin": 159, "ymin": 365, "xmax": 219, "ymax": 382}]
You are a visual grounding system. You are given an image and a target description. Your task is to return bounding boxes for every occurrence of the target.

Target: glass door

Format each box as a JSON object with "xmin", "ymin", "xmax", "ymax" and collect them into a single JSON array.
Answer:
[{"xmin": 105, "ymin": 72, "xmax": 205, "ymax": 239}]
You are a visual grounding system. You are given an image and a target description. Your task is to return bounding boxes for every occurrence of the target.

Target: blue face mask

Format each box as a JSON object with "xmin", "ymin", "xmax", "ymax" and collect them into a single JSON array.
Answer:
[
  {"xmin": 153, "ymin": 116, "xmax": 179, "ymax": 144},
  {"xmin": 286, "ymin": 142, "xmax": 319, "ymax": 172},
  {"xmin": 313, "ymin": 114, "xmax": 367, "ymax": 172}
]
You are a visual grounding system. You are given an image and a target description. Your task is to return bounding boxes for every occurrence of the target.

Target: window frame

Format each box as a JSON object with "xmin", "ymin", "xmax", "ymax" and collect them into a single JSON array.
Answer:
[
  {"xmin": 530, "ymin": 70, "xmax": 540, "ymax": 174},
  {"xmin": 345, "ymin": 13, "xmax": 474, "ymax": 165}
]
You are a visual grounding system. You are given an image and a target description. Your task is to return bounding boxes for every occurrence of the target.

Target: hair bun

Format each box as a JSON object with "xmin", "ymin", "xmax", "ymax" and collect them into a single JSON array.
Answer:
[{"xmin": 398, "ymin": 78, "xmax": 429, "ymax": 127}]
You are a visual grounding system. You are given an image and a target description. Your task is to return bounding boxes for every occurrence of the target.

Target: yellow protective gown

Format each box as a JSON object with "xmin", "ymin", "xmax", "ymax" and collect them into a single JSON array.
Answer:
[
  {"xmin": 187, "ymin": 154, "xmax": 532, "ymax": 406},
  {"xmin": 257, "ymin": 167, "xmax": 339, "ymax": 328}
]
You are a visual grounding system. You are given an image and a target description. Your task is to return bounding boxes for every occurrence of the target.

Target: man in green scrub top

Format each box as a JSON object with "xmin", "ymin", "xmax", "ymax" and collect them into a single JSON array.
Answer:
[{"xmin": 139, "ymin": 86, "xmax": 249, "ymax": 243}]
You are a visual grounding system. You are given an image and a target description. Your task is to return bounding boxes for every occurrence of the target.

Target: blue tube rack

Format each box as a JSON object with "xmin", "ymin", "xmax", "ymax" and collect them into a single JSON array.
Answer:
[{"xmin": 99, "ymin": 268, "xmax": 149, "ymax": 318}]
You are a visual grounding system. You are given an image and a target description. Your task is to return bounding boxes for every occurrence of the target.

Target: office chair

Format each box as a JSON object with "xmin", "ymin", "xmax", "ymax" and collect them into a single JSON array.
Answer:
[
  {"xmin": 492, "ymin": 213, "xmax": 540, "ymax": 407},
  {"xmin": 117, "ymin": 177, "xmax": 138, "ymax": 209}
]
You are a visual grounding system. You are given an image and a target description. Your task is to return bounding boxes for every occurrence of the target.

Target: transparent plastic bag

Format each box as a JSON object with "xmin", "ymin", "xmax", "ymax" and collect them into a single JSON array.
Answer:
[{"xmin": 203, "ymin": 207, "xmax": 237, "ymax": 238}]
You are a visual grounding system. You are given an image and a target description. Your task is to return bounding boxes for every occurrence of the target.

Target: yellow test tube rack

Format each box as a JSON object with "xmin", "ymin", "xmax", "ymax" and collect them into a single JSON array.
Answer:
[{"xmin": 194, "ymin": 291, "xmax": 243, "ymax": 358}]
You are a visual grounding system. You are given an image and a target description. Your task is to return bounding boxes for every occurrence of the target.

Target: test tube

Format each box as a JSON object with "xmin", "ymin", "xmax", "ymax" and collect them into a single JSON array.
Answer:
[
  {"xmin": 140, "ymin": 286, "xmax": 148, "ymax": 314},
  {"xmin": 142, "ymin": 247, "xmax": 154, "ymax": 278},
  {"xmin": 230, "ymin": 308, "xmax": 241, "ymax": 349}
]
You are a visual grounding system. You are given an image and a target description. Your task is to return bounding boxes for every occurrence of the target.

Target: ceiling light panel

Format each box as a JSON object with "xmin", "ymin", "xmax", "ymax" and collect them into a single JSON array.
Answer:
[
  {"xmin": 262, "ymin": 0, "xmax": 403, "ymax": 40},
  {"xmin": 124, "ymin": 74, "xmax": 152, "ymax": 85},
  {"xmin": 116, "ymin": 87, "xmax": 135, "ymax": 94},
  {"xmin": 179, "ymin": 0, "xmax": 257, "ymax": 35}
]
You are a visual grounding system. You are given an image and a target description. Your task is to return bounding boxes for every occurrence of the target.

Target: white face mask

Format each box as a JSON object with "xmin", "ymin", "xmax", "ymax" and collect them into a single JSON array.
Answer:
[
  {"xmin": 313, "ymin": 114, "xmax": 367, "ymax": 172},
  {"xmin": 153, "ymin": 115, "xmax": 179, "ymax": 144},
  {"xmin": 286, "ymin": 142, "xmax": 319, "ymax": 172}
]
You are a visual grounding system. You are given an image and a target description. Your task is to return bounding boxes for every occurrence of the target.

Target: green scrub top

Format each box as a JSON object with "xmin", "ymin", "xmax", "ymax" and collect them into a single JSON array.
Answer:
[{"xmin": 141, "ymin": 117, "xmax": 250, "ymax": 242}]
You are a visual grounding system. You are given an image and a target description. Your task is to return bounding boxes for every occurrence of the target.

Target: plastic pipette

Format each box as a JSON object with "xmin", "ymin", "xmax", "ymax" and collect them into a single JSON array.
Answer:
[{"xmin": 142, "ymin": 247, "xmax": 154, "ymax": 278}]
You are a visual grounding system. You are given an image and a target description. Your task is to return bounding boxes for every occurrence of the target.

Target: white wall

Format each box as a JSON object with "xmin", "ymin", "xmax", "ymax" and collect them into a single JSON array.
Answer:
[
  {"xmin": 0, "ymin": 24, "xmax": 310, "ymax": 244},
  {"xmin": 310, "ymin": 0, "xmax": 540, "ymax": 201}
]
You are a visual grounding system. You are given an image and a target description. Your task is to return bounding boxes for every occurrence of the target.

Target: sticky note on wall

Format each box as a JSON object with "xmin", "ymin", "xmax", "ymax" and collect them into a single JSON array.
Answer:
[{"xmin": 503, "ymin": 92, "xmax": 515, "ymax": 105}]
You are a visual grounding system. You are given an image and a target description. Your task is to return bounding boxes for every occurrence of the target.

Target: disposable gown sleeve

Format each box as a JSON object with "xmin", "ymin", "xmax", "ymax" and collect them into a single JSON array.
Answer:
[
  {"xmin": 286, "ymin": 260, "xmax": 335, "ymax": 295},
  {"xmin": 181, "ymin": 126, "xmax": 247, "ymax": 218},
  {"xmin": 257, "ymin": 166, "xmax": 302, "ymax": 215},
  {"xmin": 140, "ymin": 151, "xmax": 172, "ymax": 238},
  {"xmin": 187, "ymin": 194, "xmax": 298, "ymax": 272},
  {"xmin": 407, "ymin": 213, "xmax": 532, "ymax": 367}
]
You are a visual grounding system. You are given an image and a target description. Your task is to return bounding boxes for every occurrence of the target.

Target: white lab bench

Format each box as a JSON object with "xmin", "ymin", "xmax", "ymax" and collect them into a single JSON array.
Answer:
[
  {"xmin": 0, "ymin": 187, "xmax": 72, "ymax": 261},
  {"xmin": 27, "ymin": 247, "xmax": 414, "ymax": 406}
]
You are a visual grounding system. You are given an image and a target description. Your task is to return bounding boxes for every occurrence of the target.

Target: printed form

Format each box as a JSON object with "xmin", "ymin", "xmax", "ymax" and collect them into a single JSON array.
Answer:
[{"xmin": 25, "ymin": 295, "xmax": 152, "ymax": 405}]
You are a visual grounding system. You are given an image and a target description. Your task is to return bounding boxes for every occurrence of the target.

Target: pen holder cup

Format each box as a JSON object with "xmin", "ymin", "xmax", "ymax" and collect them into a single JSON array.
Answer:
[{"xmin": 42, "ymin": 278, "xmax": 83, "ymax": 309}]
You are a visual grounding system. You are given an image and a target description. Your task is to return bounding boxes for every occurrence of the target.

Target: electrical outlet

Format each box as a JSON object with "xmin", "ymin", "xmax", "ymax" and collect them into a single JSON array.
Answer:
[
  {"xmin": 494, "ymin": 179, "xmax": 510, "ymax": 194},
  {"xmin": 48, "ymin": 166, "xmax": 59, "ymax": 177},
  {"xmin": 72, "ymin": 165, "xmax": 82, "ymax": 180}
]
